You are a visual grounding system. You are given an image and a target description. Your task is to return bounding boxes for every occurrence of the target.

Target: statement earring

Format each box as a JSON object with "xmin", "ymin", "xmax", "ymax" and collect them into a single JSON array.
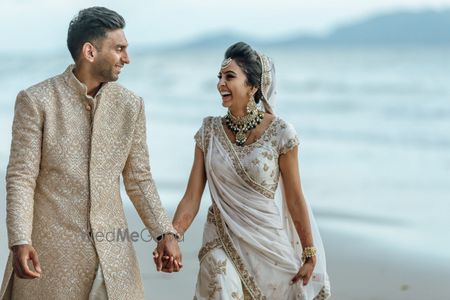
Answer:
[{"xmin": 246, "ymin": 94, "xmax": 257, "ymax": 113}]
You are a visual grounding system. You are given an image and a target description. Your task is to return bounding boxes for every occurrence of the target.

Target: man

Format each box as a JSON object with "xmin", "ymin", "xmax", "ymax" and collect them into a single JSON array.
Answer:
[{"xmin": 0, "ymin": 7, "xmax": 181, "ymax": 300}]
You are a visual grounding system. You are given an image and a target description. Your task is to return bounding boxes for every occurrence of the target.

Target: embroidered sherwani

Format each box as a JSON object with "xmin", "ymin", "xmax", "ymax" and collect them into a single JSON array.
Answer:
[
  {"xmin": 0, "ymin": 65, "xmax": 176, "ymax": 300},
  {"xmin": 193, "ymin": 117, "xmax": 331, "ymax": 300}
]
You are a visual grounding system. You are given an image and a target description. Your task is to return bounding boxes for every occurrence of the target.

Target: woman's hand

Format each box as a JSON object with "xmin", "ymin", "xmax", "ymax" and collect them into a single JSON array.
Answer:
[
  {"xmin": 291, "ymin": 256, "xmax": 316, "ymax": 285},
  {"xmin": 152, "ymin": 235, "xmax": 182, "ymax": 273}
]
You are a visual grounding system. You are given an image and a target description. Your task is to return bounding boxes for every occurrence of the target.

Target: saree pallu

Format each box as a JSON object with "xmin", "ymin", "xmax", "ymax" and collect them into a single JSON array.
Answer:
[{"xmin": 194, "ymin": 128, "xmax": 330, "ymax": 300}]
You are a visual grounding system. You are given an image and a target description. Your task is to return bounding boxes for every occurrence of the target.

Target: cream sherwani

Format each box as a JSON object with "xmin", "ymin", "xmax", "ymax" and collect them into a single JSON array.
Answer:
[{"xmin": 0, "ymin": 65, "xmax": 176, "ymax": 300}]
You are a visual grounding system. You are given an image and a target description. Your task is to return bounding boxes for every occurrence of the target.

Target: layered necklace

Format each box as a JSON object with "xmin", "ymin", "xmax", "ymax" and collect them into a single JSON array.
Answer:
[{"xmin": 225, "ymin": 105, "xmax": 264, "ymax": 146}]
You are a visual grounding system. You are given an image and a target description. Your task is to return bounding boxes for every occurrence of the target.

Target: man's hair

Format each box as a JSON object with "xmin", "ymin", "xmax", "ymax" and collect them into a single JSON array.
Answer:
[{"xmin": 67, "ymin": 6, "xmax": 125, "ymax": 61}]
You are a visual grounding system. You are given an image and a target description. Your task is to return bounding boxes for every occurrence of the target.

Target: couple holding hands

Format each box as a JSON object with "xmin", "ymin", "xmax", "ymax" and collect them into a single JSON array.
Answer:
[{"xmin": 0, "ymin": 6, "xmax": 330, "ymax": 300}]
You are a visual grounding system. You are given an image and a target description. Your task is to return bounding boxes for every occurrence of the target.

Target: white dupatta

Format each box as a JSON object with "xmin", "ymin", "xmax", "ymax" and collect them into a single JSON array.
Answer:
[{"xmin": 202, "ymin": 118, "xmax": 331, "ymax": 300}]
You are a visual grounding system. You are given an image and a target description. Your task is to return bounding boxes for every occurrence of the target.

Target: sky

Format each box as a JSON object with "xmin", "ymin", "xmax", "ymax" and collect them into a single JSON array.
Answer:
[{"xmin": 1, "ymin": 0, "xmax": 450, "ymax": 52}]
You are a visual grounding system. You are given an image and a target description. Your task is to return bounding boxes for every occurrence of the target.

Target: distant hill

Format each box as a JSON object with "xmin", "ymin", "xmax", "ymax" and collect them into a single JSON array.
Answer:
[
  {"xmin": 181, "ymin": 31, "xmax": 257, "ymax": 49},
  {"xmin": 284, "ymin": 9, "xmax": 450, "ymax": 46},
  {"xmin": 169, "ymin": 9, "xmax": 450, "ymax": 49}
]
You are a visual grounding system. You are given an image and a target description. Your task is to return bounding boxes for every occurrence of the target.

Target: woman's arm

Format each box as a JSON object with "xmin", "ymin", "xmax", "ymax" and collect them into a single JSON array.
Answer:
[
  {"xmin": 172, "ymin": 146, "xmax": 207, "ymax": 235},
  {"xmin": 279, "ymin": 146, "xmax": 313, "ymax": 247},
  {"xmin": 279, "ymin": 146, "xmax": 316, "ymax": 284}
]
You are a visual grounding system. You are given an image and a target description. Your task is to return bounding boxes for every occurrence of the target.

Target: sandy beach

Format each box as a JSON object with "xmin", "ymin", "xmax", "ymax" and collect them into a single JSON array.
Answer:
[
  {"xmin": 125, "ymin": 203, "xmax": 450, "ymax": 300},
  {"xmin": 1, "ymin": 178, "xmax": 450, "ymax": 300}
]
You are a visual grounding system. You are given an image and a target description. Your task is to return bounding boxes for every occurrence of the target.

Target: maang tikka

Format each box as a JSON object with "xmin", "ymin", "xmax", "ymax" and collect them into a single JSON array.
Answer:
[{"xmin": 221, "ymin": 57, "xmax": 232, "ymax": 70}]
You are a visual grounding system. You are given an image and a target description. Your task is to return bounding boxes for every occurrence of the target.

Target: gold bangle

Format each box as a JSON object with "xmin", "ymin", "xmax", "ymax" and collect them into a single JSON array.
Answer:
[{"xmin": 301, "ymin": 246, "xmax": 317, "ymax": 263}]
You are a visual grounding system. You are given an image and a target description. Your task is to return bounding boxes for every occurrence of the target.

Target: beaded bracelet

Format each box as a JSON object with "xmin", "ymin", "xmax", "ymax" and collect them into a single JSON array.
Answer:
[{"xmin": 301, "ymin": 246, "xmax": 317, "ymax": 263}]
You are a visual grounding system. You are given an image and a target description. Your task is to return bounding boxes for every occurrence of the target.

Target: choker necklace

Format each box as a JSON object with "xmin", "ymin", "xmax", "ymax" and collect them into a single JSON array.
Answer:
[{"xmin": 225, "ymin": 109, "xmax": 264, "ymax": 146}]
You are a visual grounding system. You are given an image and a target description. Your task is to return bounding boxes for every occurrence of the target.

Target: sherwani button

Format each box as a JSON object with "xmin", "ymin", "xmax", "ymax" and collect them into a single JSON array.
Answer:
[{"xmin": 85, "ymin": 104, "xmax": 92, "ymax": 111}]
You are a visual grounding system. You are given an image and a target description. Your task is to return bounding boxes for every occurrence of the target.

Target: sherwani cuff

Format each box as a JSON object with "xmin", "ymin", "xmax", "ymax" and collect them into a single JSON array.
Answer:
[
  {"xmin": 9, "ymin": 239, "xmax": 31, "ymax": 250},
  {"xmin": 153, "ymin": 224, "xmax": 180, "ymax": 241},
  {"xmin": 149, "ymin": 224, "xmax": 180, "ymax": 240}
]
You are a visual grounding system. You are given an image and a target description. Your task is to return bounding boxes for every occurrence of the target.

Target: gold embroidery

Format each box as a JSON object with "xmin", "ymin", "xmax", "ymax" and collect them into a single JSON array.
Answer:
[
  {"xmin": 251, "ymin": 158, "xmax": 260, "ymax": 165},
  {"xmin": 206, "ymin": 256, "xmax": 227, "ymax": 300},
  {"xmin": 261, "ymin": 151, "xmax": 273, "ymax": 160},
  {"xmin": 197, "ymin": 116, "xmax": 300, "ymax": 200},
  {"xmin": 194, "ymin": 130, "xmax": 203, "ymax": 151},
  {"xmin": 198, "ymin": 238, "xmax": 222, "ymax": 262},
  {"xmin": 271, "ymin": 140, "xmax": 277, "ymax": 147},
  {"xmin": 214, "ymin": 117, "xmax": 275, "ymax": 199},
  {"xmin": 280, "ymin": 137, "xmax": 299, "ymax": 155},
  {"xmin": 201, "ymin": 117, "xmax": 215, "ymax": 157},
  {"xmin": 313, "ymin": 282, "xmax": 331, "ymax": 300},
  {"xmin": 207, "ymin": 206, "xmax": 215, "ymax": 224},
  {"xmin": 212, "ymin": 203, "xmax": 266, "ymax": 300},
  {"xmin": 231, "ymin": 118, "xmax": 278, "ymax": 159},
  {"xmin": 243, "ymin": 286, "xmax": 253, "ymax": 300}
]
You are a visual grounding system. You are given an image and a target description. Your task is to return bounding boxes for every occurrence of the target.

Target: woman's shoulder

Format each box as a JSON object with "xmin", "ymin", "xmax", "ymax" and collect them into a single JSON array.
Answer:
[
  {"xmin": 200, "ymin": 115, "xmax": 220, "ymax": 123},
  {"xmin": 195, "ymin": 116, "xmax": 222, "ymax": 151},
  {"xmin": 269, "ymin": 116, "xmax": 299, "ymax": 153},
  {"xmin": 271, "ymin": 116, "xmax": 296, "ymax": 134},
  {"xmin": 199, "ymin": 115, "xmax": 222, "ymax": 128}
]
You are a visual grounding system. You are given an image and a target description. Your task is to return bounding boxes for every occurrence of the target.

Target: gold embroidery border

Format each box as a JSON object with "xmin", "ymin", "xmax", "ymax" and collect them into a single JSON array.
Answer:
[
  {"xmin": 314, "ymin": 280, "xmax": 331, "ymax": 300},
  {"xmin": 202, "ymin": 117, "xmax": 214, "ymax": 157},
  {"xmin": 214, "ymin": 117, "xmax": 275, "ymax": 199},
  {"xmin": 212, "ymin": 203, "xmax": 266, "ymax": 300},
  {"xmin": 207, "ymin": 206, "xmax": 215, "ymax": 224},
  {"xmin": 198, "ymin": 238, "xmax": 222, "ymax": 262}
]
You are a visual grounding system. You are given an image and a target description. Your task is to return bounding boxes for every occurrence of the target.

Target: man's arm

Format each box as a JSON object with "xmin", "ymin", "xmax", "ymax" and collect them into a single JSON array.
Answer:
[
  {"xmin": 6, "ymin": 90, "xmax": 43, "ymax": 278},
  {"xmin": 122, "ymin": 99, "xmax": 181, "ymax": 270}
]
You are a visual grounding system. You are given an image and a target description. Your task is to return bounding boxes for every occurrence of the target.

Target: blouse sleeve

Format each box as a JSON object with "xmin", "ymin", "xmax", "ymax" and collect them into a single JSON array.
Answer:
[
  {"xmin": 194, "ymin": 116, "xmax": 214, "ymax": 152},
  {"xmin": 278, "ymin": 122, "xmax": 300, "ymax": 155},
  {"xmin": 194, "ymin": 127, "xmax": 203, "ymax": 151},
  {"xmin": 194, "ymin": 118, "xmax": 206, "ymax": 151}
]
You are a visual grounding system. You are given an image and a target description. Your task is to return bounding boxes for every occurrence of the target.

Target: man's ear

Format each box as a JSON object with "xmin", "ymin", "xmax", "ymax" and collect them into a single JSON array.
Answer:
[{"xmin": 81, "ymin": 42, "xmax": 97, "ymax": 63}]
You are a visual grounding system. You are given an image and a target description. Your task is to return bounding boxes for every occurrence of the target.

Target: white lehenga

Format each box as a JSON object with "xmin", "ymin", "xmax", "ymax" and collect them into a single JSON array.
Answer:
[{"xmin": 193, "ymin": 116, "xmax": 331, "ymax": 300}]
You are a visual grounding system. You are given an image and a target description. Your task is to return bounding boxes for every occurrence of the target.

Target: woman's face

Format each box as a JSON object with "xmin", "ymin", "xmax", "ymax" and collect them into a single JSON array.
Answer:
[{"xmin": 217, "ymin": 59, "xmax": 254, "ymax": 111}]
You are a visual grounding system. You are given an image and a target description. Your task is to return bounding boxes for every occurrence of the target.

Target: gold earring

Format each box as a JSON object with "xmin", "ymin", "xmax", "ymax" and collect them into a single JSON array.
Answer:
[{"xmin": 246, "ymin": 94, "xmax": 257, "ymax": 114}]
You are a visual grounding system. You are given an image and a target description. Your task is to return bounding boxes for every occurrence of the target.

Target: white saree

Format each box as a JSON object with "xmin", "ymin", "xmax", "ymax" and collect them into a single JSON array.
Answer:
[{"xmin": 194, "ymin": 116, "xmax": 330, "ymax": 300}]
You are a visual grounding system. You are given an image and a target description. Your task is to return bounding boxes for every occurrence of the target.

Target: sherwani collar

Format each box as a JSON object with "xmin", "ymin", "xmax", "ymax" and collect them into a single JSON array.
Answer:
[{"xmin": 62, "ymin": 64, "xmax": 110, "ymax": 99}]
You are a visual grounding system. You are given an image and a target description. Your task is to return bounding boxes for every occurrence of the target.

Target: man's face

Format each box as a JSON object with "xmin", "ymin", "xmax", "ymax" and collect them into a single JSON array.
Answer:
[{"xmin": 92, "ymin": 29, "xmax": 130, "ymax": 82}]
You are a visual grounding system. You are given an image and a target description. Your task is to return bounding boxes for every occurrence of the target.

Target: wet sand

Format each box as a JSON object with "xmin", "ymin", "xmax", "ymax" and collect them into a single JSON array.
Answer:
[{"xmin": 1, "ymin": 184, "xmax": 450, "ymax": 299}]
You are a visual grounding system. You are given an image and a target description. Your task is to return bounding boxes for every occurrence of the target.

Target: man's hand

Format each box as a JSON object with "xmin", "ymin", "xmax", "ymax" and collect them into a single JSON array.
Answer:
[
  {"xmin": 152, "ymin": 234, "xmax": 182, "ymax": 273},
  {"xmin": 11, "ymin": 244, "xmax": 42, "ymax": 279}
]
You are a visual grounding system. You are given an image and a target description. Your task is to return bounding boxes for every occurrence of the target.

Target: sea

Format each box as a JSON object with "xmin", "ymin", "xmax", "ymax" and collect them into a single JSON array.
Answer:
[{"xmin": 0, "ymin": 45, "xmax": 449, "ymax": 268}]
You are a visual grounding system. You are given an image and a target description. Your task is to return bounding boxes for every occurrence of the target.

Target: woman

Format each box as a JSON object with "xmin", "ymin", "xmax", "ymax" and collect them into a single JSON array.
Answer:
[{"xmin": 171, "ymin": 42, "xmax": 330, "ymax": 299}]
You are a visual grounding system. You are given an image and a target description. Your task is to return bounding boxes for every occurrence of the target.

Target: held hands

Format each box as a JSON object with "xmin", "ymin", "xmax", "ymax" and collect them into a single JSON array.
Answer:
[
  {"xmin": 291, "ymin": 256, "xmax": 316, "ymax": 286},
  {"xmin": 11, "ymin": 244, "xmax": 42, "ymax": 279},
  {"xmin": 152, "ymin": 234, "xmax": 183, "ymax": 273}
]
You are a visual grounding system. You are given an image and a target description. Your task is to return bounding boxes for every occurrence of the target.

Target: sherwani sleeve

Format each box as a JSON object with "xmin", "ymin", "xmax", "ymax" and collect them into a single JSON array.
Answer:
[
  {"xmin": 122, "ymin": 99, "xmax": 177, "ymax": 239},
  {"xmin": 6, "ymin": 90, "xmax": 43, "ymax": 249}
]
